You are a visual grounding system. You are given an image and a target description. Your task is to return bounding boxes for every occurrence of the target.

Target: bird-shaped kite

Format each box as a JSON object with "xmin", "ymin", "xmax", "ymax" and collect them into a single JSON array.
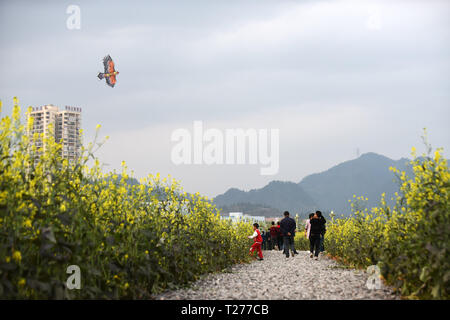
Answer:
[{"xmin": 97, "ymin": 55, "xmax": 119, "ymax": 87}]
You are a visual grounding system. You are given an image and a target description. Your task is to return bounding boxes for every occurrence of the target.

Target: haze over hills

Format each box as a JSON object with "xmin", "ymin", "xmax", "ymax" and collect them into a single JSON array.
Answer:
[
  {"xmin": 214, "ymin": 181, "xmax": 319, "ymax": 217},
  {"xmin": 213, "ymin": 152, "xmax": 414, "ymax": 218}
]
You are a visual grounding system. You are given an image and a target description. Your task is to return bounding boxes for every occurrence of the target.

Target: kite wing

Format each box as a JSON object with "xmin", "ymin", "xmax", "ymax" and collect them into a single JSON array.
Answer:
[{"xmin": 107, "ymin": 74, "xmax": 117, "ymax": 87}]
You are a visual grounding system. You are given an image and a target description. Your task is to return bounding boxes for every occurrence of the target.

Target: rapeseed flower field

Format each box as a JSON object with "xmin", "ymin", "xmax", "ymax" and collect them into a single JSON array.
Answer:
[
  {"xmin": 0, "ymin": 98, "xmax": 253, "ymax": 299},
  {"xmin": 324, "ymin": 137, "xmax": 449, "ymax": 299},
  {"xmin": 1, "ymin": 98, "xmax": 447, "ymax": 299}
]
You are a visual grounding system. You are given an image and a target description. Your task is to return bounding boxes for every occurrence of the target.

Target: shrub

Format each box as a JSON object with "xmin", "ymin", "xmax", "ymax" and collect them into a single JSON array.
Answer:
[
  {"xmin": 0, "ymin": 98, "xmax": 253, "ymax": 299},
  {"xmin": 294, "ymin": 230, "xmax": 310, "ymax": 251}
]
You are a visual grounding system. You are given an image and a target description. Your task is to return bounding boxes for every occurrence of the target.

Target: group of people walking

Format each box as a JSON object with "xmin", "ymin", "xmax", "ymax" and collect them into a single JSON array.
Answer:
[{"xmin": 248, "ymin": 211, "xmax": 326, "ymax": 261}]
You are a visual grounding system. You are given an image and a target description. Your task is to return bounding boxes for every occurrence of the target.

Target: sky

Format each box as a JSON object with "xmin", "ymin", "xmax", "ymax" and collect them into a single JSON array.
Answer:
[{"xmin": 0, "ymin": 0, "xmax": 449, "ymax": 197}]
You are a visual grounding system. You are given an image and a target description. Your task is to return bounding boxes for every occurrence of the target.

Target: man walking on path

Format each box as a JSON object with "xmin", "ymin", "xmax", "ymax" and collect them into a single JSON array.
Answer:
[
  {"xmin": 280, "ymin": 211, "xmax": 296, "ymax": 258},
  {"xmin": 309, "ymin": 213, "xmax": 322, "ymax": 260},
  {"xmin": 316, "ymin": 211, "xmax": 326, "ymax": 253}
]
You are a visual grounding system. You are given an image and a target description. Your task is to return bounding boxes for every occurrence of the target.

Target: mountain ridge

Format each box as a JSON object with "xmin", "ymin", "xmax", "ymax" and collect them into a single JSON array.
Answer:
[{"xmin": 213, "ymin": 152, "xmax": 415, "ymax": 217}]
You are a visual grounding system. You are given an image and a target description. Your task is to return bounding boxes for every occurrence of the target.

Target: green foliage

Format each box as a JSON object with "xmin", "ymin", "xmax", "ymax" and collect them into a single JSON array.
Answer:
[
  {"xmin": 325, "ymin": 133, "xmax": 449, "ymax": 299},
  {"xmin": 0, "ymin": 99, "xmax": 253, "ymax": 299}
]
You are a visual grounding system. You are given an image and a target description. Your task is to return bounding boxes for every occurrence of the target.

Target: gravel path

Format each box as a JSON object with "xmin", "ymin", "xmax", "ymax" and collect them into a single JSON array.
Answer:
[{"xmin": 155, "ymin": 250, "xmax": 399, "ymax": 300}]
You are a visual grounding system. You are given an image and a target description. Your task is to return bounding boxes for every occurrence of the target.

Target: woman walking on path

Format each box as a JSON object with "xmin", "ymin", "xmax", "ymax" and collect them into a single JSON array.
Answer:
[
  {"xmin": 248, "ymin": 223, "xmax": 264, "ymax": 261},
  {"xmin": 305, "ymin": 213, "xmax": 314, "ymax": 240}
]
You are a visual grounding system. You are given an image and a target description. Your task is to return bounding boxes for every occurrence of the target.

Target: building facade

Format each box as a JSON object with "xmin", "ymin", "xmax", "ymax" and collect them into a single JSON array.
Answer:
[
  {"xmin": 28, "ymin": 105, "xmax": 82, "ymax": 162},
  {"xmin": 225, "ymin": 212, "xmax": 266, "ymax": 223}
]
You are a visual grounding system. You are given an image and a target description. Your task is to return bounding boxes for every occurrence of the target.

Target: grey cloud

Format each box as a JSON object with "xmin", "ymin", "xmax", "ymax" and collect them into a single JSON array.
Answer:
[{"xmin": 0, "ymin": 0, "xmax": 449, "ymax": 196}]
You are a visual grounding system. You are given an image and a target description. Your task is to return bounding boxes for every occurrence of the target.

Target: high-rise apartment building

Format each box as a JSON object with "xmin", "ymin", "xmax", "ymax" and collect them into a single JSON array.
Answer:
[{"xmin": 28, "ymin": 105, "xmax": 82, "ymax": 162}]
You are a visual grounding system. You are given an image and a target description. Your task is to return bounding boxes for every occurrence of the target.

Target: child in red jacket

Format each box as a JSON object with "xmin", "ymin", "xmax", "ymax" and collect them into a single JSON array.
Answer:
[{"xmin": 248, "ymin": 223, "xmax": 264, "ymax": 260}]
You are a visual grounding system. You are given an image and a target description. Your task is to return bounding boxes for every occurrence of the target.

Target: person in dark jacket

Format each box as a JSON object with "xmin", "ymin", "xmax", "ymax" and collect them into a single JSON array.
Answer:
[
  {"xmin": 316, "ymin": 210, "xmax": 326, "ymax": 253},
  {"xmin": 280, "ymin": 211, "xmax": 296, "ymax": 258},
  {"xmin": 266, "ymin": 230, "xmax": 271, "ymax": 250},
  {"xmin": 309, "ymin": 212, "xmax": 322, "ymax": 259},
  {"xmin": 261, "ymin": 230, "xmax": 268, "ymax": 250}
]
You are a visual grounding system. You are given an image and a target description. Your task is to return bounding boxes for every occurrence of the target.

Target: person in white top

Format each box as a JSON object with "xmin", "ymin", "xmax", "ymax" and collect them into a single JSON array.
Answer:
[{"xmin": 304, "ymin": 213, "xmax": 314, "ymax": 240}]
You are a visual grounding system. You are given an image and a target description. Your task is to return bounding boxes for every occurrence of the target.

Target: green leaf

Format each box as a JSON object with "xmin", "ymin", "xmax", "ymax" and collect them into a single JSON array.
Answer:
[
  {"xmin": 431, "ymin": 284, "xmax": 441, "ymax": 299},
  {"xmin": 419, "ymin": 266, "xmax": 430, "ymax": 282}
]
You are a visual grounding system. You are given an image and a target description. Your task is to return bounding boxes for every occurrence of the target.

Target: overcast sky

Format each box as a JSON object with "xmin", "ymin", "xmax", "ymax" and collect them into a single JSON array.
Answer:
[{"xmin": 1, "ymin": 0, "xmax": 449, "ymax": 197}]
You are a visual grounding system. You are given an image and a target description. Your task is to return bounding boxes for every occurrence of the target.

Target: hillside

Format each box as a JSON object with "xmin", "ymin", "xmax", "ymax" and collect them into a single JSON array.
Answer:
[
  {"xmin": 213, "ymin": 152, "xmax": 414, "ymax": 217},
  {"xmin": 214, "ymin": 181, "xmax": 318, "ymax": 217},
  {"xmin": 299, "ymin": 152, "xmax": 412, "ymax": 214}
]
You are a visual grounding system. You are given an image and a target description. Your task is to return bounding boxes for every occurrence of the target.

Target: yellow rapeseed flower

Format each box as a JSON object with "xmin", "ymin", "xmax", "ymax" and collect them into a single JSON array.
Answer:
[
  {"xmin": 18, "ymin": 278, "xmax": 26, "ymax": 287},
  {"xmin": 12, "ymin": 251, "xmax": 22, "ymax": 263},
  {"xmin": 23, "ymin": 219, "xmax": 32, "ymax": 228}
]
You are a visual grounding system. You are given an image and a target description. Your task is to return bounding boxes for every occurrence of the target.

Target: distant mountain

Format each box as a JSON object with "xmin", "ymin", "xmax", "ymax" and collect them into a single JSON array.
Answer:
[
  {"xmin": 214, "ymin": 181, "xmax": 318, "ymax": 217},
  {"xmin": 299, "ymin": 152, "xmax": 412, "ymax": 214},
  {"xmin": 213, "ymin": 152, "xmax": 415, "ymax": 217}
]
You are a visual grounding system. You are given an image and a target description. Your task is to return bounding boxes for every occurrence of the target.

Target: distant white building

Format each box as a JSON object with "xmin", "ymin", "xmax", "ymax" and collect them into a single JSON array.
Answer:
[
  {"xmin": 243, "ymin": 215, "xmax": 265, "ymax": 223},
  {"xmin": 227, "ymin": 212, "xmax": 265, "ymax": 223},
  {"xmin": 229, "ymin": 212, "xmax": 243, "ymax": 220}
]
